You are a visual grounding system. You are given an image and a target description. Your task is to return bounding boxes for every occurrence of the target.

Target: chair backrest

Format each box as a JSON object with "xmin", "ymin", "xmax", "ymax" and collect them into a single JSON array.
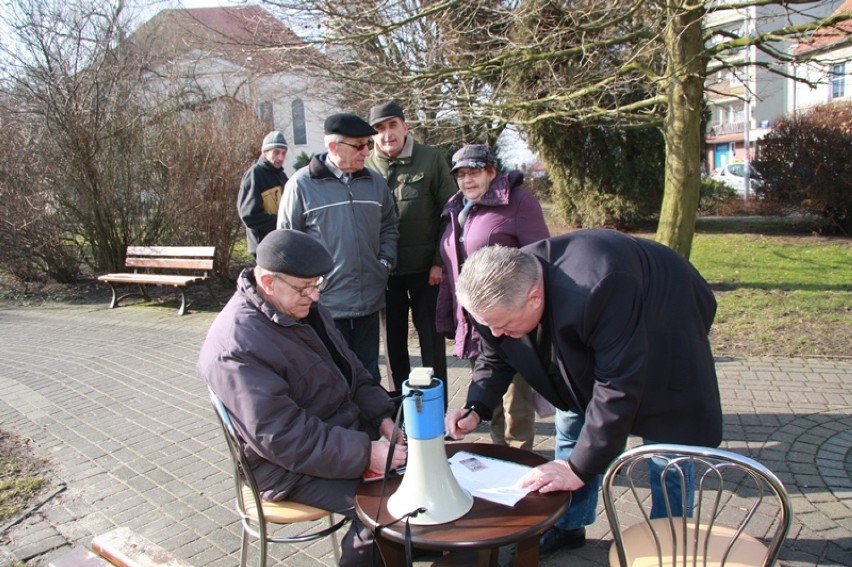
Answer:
[
  {"xmin": 208, "ymin": 387, "xmax": 267, "ymax": 523},
  {"xmin": 603, "ymin": 443, "xmax": 793, "ymax": 567}
]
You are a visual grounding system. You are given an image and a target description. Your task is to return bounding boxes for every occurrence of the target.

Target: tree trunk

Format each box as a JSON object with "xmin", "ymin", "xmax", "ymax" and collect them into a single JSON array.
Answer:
[{"xmin": 655, "ymin": 2, "xmax": 707, "ymax": 259}]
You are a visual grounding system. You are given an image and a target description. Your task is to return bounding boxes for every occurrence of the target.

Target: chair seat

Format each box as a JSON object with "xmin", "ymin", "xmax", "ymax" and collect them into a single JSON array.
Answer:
[
  {"xmin": 609, "ymin": 517, "xmax": 769, "ymax": 567},
  {"xmin": 241, "ymin": 486, "xmax": 332, "ymax": 524}
]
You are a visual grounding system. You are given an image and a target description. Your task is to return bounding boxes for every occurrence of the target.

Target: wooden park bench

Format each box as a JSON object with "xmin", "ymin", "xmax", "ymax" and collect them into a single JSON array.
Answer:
[{"xmin": 98, "ymin": 246, "xmax": 217, "ymax": 316}]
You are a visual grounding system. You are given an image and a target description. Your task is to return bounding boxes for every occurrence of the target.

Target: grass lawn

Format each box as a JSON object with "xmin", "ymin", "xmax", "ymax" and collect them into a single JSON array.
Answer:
[{"xmin": 691, "ymin": 228, "xmax": 851, "ymax": 358}]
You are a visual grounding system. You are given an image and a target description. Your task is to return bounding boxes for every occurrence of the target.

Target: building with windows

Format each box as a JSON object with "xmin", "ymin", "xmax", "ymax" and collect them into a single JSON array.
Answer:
[
  {"xmin": 703, "ymin": 0, "xmax": 847, "ymax": 175},
  {"xmin": 789, "ymin": 0, "xmax": 852, "ymax": 113},
  {"xmin": 133, "ymin": 6, "xmax": 339, "ymax": 174}
]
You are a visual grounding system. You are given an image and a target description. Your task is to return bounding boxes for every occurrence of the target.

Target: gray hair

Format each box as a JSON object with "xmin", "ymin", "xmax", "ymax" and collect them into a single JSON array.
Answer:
[
  {"xmin": 324, "ymin": 133, "xmax": 345, "ymax": 148},
  {"xmin": 456, "ymin": 245, "xmax": 541, "ymax": 314}
]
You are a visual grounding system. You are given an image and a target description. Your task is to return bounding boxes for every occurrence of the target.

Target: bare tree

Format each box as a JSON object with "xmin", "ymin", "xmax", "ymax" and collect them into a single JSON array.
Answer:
[
  {"xmin": 0, "ymin": 0, "xmax": 170, "ymax": 271},
  {"xmin": 0, "ymin": 107, "xmax": 84, "ymax": 283},
  {"xmin": 262, "ymin": 0, "xmax": 849, "ymax": 256},
  {"xmin": 152, "ymin": 97, "xmax": 269, "ymax": 279},
  {"xmin": 0, "ymin": 0, "xmax": 264, "ymax": 279}
]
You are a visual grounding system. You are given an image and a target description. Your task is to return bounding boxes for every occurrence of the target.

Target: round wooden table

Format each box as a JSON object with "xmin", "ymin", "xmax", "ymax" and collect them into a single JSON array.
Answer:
[{"xmin": 354, "ymin": 442, "xmax": 571, "ymax": 566}]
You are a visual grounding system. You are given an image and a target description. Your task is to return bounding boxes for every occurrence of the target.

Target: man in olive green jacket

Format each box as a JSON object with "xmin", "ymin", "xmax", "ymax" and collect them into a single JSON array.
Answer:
[{"xmin": 366, "ymin": 101, "xmax": 457, "ymax": 403}]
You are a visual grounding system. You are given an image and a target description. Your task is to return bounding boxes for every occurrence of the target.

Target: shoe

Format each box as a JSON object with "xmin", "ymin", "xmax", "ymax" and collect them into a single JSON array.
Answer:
[{"xmin": 539, "ymin": 526, "xmax": 586, "ymax": 555}]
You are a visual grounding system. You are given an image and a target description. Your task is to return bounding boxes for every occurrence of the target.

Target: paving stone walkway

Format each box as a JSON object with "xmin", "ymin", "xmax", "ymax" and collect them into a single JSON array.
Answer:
[{"xmin": 0, "ymin": 302, "xmax": 849, "ymax": 566}]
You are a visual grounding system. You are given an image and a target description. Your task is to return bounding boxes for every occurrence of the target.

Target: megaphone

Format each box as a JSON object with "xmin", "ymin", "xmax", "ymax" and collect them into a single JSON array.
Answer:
[{"xmin": 387, "ymin": 368, "xmax": 473, "ymax": 525}]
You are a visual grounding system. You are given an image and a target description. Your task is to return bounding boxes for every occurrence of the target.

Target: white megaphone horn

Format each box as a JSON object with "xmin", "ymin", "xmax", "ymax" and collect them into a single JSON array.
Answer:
[{"xmin": 386, "ymin": 368, "xmax": 473, "ymax": 525}]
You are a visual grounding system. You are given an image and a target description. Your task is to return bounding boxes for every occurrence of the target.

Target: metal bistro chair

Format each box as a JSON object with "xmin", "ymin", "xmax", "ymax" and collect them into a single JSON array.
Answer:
[
  {"xmin": 207, "ymin": 387, "xmax": 349, "ymax": 567},
  {"xmin": 603, "ymin": 443, "xmax": 793, "ymax": 567}
]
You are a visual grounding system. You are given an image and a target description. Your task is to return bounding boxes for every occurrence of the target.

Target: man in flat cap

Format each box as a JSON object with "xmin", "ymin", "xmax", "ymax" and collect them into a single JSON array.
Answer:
[
  {"xmin": 365, "ymin": 101, "xmax": 456, "ymax": 405},
  {"xmin": 278, "ymin": 113, "xmax": 399, "ymax": 384},
  {"xmin": 198, "ymin": 229, "xmax": 406, "ymax": 567},
  {"xmin": 237, "ymin": 130, "xmax": 290, "ymax": 258}
]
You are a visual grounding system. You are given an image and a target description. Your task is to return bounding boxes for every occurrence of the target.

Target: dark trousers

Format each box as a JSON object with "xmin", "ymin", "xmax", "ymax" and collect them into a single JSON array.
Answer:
[
  {"xmin": 383, "ymin": 272, "xmax": 447, "ymax": 401},
  {"xmin": 285, "ymin": 433, "xmax": 384, "ymax": 566},
  {"xmin": 334, "ymin": 312, "xmax": 381, "ymax": 384}
]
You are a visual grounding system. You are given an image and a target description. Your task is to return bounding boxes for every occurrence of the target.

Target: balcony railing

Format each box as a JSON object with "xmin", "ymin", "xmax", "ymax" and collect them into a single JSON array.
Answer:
[{"xmin": 709, "ymin": 121, "xmax": 745, "ymax": 135}]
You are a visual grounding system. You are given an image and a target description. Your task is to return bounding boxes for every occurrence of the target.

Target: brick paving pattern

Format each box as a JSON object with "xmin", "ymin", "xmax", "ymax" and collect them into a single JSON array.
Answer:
[{"xmin": 0, "ymin": 302, "xmax": 849, "ymax": 566}]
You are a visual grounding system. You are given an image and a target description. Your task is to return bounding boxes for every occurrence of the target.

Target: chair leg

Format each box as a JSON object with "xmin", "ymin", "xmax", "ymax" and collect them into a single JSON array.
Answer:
[
  {"xmin": 258, "ymin": 520, "xmax": 267, "ymax": 567},
  {"xmin": 240, "ymin": 530, "xmax": 249, "ymax": 567},
  {"xmin": 329, "ymin": 514, "xmax": 341, "ymax": 565}
]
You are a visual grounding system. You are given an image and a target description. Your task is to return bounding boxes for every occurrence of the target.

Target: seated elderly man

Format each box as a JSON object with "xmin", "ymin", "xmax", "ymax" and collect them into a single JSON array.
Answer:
[{"xmin": 197, "ymin": 229, "xmax": 406, "ymax": 567}]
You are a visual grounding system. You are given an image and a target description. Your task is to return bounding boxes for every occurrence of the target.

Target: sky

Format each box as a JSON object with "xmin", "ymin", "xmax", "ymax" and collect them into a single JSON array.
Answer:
[
  {"xmin": 133, "ymin": 0, "xmax": 250, "ymax": 26},
  {"xmin": 147, "ymin": 0, "xmax": 246, "ymax": 8}
]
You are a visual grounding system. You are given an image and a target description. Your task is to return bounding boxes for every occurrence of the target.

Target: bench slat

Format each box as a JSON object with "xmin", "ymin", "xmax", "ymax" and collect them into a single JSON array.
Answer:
[
  {"xmin": 125, "ymin": 257, "xmax": 214, "ymax": 270},
  {"xmin": 98, "ymin": 274, "xmax": 207, "ymax": 286},
  {"xmin": 126, "ymin": 246, "xmax": 215, "ymax": 257}
]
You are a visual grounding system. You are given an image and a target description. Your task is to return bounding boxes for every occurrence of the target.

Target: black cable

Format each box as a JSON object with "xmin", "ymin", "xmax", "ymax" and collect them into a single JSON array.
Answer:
[{"xmin": 370, "ymin": 390, "xmax": 424, "ymax": 566}]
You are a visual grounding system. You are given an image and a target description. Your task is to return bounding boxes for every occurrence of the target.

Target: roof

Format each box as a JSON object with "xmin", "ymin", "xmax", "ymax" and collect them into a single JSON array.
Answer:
[
  {"xmin": 793, "ymin": 0, "xmax": 852, "ymax": 55},
  {"xmin": 133, "ymin": 6, "xmax": 316, "ymax": 73}
]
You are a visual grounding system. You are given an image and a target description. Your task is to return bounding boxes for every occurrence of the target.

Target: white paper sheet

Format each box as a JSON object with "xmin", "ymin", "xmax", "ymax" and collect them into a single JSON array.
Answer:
[{"xmin": 448, "ymin": 450, "xmax": 533, "ymax": 506}]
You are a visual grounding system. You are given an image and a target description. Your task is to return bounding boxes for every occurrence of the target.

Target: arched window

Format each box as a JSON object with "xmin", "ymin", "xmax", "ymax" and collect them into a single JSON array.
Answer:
[{"xmin": 292, "ymin": 99, "xmax": 307, "ymax": 145}]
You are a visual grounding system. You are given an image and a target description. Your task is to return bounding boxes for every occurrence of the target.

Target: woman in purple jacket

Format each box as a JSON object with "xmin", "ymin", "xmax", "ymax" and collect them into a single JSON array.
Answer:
[{"xmin": 436, "ymin": 144, "xmax": 550, "ymax": 449}]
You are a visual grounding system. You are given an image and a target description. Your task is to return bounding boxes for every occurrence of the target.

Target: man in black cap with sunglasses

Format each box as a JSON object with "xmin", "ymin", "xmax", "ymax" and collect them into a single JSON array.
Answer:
[
  {"xmin": 278, "ymin": 113, "xmax": 399, "ymax": 384},
  {"xmin": 199, "ymin": 229, "xmax": 405, "ymax": 567}
]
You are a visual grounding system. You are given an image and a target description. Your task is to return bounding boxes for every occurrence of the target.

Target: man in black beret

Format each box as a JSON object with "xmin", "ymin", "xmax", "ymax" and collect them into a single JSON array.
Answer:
[
  {"xmin": 365, "ymin": 101, "xmax": 456, "ymax": 405},
  {"xmin": 278, "ymin": 113, "xmax": 399, "ymax": 384},
  {"xmin": 198, "ymin": 229, "xmax": 405, "ymax": 567},
  {"xmin": 237, "ymin": 130, "xmax": 290, "ymax": 258}
]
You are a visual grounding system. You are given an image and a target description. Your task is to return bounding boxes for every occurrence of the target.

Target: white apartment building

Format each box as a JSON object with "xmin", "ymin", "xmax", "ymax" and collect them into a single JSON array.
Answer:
[{"xmin": 703, "ymin": 0, "xmax": 847, "ymax": 173}]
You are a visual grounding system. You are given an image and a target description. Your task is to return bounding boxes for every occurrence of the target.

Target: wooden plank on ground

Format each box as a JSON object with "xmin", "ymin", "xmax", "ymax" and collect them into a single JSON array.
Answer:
[
  {"xmin": 49, "ymin": 546, "xmax": 113, "ymax": 567},
  {"xmin": 91, "ymin": 527, "xmax": 194, "ymax": 567}
]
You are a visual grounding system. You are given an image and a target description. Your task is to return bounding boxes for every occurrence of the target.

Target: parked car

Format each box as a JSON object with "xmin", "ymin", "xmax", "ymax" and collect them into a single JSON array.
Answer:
[{"xmin": 711, "ymin": 162, "xmax": 763, "ymax": 195}]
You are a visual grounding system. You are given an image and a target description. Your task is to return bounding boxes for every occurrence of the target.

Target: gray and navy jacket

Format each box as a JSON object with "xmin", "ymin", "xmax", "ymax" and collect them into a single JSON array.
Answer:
[{"xmin": 277, "ymin": 152, "xmax": 399, "ymax": 319}]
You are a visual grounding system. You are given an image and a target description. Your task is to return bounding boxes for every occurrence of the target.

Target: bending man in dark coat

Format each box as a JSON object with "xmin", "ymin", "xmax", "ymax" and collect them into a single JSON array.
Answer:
[
  {"xmin": 198, "ymin": 229, "xmax": 406, "ymax": 566},
  {"xmin": 445, "ymin": 229, "xmax": 722, "ymax": 555}
]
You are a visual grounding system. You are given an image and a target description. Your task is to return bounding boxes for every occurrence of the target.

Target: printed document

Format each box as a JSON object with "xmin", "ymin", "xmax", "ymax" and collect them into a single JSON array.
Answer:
[{"xmin": 448, "ymin": 451, "xmax": 533, "ymax": 506}]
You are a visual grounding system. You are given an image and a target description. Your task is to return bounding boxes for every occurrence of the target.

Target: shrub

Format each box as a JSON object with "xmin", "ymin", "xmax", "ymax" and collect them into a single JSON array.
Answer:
[
  {"xmin": 293, "ymin": 151, "xmax": 313, "ymax": 170},
  {"xmin": 697, "ymin": 177, "xmax": 739, "ymax": 216},
  {"xmin": 0, "ymin": 118, "xmax": 84, "ymax": 283},
  {"xmin": 528, "ymin": 121, "xmax": 666, "ymax": 229},
  {"xmin": 154, "ymin": 99, "xmax": 268, "ymax": 280},
  {"xmin": 757, "ymin": 102, "xmax": 852, "ymax": 234},
  {"xmin": 522, "ymin": 175, "xmax": 552, "ymax": 202}
]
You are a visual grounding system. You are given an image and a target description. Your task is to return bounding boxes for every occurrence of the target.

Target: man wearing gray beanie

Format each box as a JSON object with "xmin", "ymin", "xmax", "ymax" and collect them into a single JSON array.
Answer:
[
  {"xmin": 237, "ymin": 130, "xmax": 290, "ymax": 258},
  {"xmin": 198, "ymin": 229, "xmax": 406, "ymax": 567}
]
